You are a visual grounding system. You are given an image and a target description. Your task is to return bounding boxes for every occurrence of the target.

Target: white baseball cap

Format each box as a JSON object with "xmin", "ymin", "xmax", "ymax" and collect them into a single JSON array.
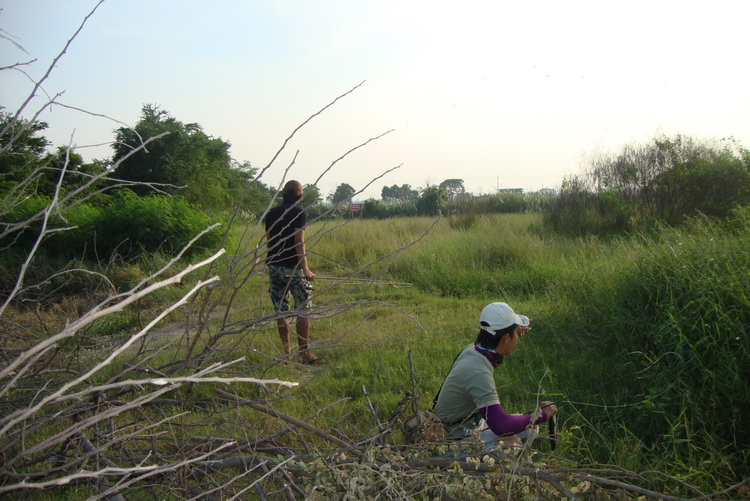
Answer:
[{"xmin": 479, "ymin": 302, "xmax": 530, "ymax": 332}]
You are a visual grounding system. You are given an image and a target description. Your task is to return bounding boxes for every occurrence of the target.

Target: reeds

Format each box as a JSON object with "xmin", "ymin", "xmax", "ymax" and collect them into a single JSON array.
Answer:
[{"xmin": 303, "ymin": 210, "xmax": 750, "ymax": 484}]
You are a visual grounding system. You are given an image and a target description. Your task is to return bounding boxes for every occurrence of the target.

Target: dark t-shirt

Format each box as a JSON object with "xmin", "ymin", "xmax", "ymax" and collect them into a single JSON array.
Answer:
[{"xmin": 263, "ymin": 202, "xmax": 307, "ymax": 267}]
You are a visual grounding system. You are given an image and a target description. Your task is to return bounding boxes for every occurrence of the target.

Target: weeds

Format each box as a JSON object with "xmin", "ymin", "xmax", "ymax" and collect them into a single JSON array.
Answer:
[
  {"xmin": 5, "ymin": 5, "xmax": 747, "ymax": 495},
  {"xmin": 3, "ymin": 212, "xmax": 749, "ymax": 498},
  {"xmin": 300, "ymin": 212, "xmax": 750, "ymax": 487},
  {"xmin": 544, "ymin": 134, "xmax": 750, "ymax": 235}
]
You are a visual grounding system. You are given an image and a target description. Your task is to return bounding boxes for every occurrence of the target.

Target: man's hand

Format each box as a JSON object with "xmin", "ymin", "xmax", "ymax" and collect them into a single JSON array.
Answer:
[
  {"xmin": 540, "ymin": 401, "xmax": 558, "ymax": 419},
  {"xmin": 304, "ymin": 269, "xmax": 316, "ymax": 281}
]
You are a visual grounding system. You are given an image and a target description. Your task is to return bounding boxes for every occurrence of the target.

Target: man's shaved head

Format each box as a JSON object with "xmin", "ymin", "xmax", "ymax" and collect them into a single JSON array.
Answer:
[{"xmin": 282, "ymin": 180, "xmax": 303, "ymax": 202}]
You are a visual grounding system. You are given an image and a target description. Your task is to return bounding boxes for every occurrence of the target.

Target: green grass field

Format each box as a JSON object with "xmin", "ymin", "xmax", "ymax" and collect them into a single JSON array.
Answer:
[
  {"xmin": 8, "ymin": 210, "xmax": 749, "ymax": 498},
  {"xmin": 190, "ymin": 210, "xmax": 749, "ymax": 492}
]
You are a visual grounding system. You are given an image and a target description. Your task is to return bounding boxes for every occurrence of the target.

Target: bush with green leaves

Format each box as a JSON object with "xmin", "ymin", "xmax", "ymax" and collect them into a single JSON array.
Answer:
[
  {"xmin": 543, "ymin": 135, "xmax": 750, "ymax": 235},
  {"xmin": 357, "ymin": 187, "xmax": 448, "ymax": 219},
  {"xmin": 416, "ymin": 185, "xmax": 447, "ymax": 216},
  {"xmin": 535, "ymin": 209, "xmax": 750, "ymax": 478},
  {"xmin": 93, "ymin": 190, "xmax": 221, "ymax": 259},
  {"xmin": 446, "ymin": 192, "xmax": 549, "ymax": 216},
  {"xmin": 1, "ymin": 192, "xmax": 220, "ymax": 262},
  {"xmin": 1, "ymin": 195, "xmax": 102, "ymax": 256},
  {"xmin": 110, "ymin": 105, "xmax": 274, "ymax": 216},
  {"xmin": 616, "ymin": 213, "xmax": 750, "ymax": 470},
  {"xmin": 648, "ymin": 138, "xmax": 750, "ymax": 224},
  {"xmin": 362, "ymin": 199, "xmax": 418, "ymax": 219},
  {"xmin": 542, "ymin": 180, "xmax": 635, "ymax": 236}
]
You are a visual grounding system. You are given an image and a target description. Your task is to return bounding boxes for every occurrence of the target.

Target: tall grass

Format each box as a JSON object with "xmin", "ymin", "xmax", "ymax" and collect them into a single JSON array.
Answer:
[
  {"xmin": 543, "ymin": 135, "xmax": 750, "ymax": 235},
  {"xmin": 606, "ymin": 211, "xmax": 750, "ymax": 476},
  {"xmin": 17, "ymin": 209, "xmax": 745, "ymax": 496},
  {"xmin": 294, "ymin": 210, "xmax": 749, "ymax": 487}
]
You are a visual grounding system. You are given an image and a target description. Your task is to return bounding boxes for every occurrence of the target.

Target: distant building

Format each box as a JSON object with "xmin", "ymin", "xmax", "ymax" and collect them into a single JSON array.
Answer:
[{"xmin": 497, "ymin": 188, "xmax": 524, "ymax": 194}]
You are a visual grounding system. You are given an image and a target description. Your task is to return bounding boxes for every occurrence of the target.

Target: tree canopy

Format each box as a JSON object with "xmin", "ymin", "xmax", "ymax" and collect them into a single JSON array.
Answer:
[
  {"xmin": 381, "ymin": 183, "xmax": 418, "ymax": 202},
  {"xmin": 0, "ymin": 112, "xmax": 108, "ymax": 199},
  {"xmin": 0, "ymin": 111, "xmax": 50, "ymax": 194},
  {"xmin": 112, "ymin": 105, "xmax": 253, "ymax": 212},
  {"xmin": 328, "ymin": 183, "xmax": 356, "ymax": 204},
  {"xmin": 439, "ymin": 178, "xmax": 465, "ymax": 200},
  {"xmin": 416, "ymin": 185, "xmax": 447, "ymax": 216}
]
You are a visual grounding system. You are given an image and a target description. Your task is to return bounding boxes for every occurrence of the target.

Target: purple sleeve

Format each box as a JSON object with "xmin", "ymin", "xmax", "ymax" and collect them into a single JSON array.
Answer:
[{"xmin": 478, "ymin": 403, "xmax": 548, "ymax": 436}]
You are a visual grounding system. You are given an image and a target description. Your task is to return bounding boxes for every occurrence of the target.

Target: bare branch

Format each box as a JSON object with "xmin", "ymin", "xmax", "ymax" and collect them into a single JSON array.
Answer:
[
  {"xmin": 0, "ymin": 253, "xmax": 224, "ymax": 430},
  {"xmin": 253, "ymin": 81, "xmax": 365, "ymax": 182},
  {"xmin": 216, "ymin": 390, "xmax": 365, "ymax": 459}
]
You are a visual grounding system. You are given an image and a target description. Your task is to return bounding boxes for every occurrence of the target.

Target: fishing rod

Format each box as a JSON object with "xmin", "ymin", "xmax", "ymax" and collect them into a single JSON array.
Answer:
[
  {"xmin": 301, "ymin": 250, "xmax": 414, "ymax": 288},
  {"xmin": 534, "ymin": 352, "xmax": 674, "ymax": 451},
  {"xmin": 539, "ymin": 352, "xmax": 673, "ymax": 410},
  {"xmin": 284, "ymin": 275, "xmax": 413, "ymax": 288}
]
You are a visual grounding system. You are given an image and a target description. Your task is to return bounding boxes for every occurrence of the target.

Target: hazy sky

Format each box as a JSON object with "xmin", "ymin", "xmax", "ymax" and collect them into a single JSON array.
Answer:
[{"xmin": 2, "ymin": 0, "xmax": 749, "ymax": 200}]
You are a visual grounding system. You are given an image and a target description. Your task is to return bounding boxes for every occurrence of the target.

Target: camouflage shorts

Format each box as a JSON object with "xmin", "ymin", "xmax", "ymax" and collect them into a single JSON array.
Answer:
[{"xmin": 268, "ymin": 265, "xmax": 312, "ymax": 313}]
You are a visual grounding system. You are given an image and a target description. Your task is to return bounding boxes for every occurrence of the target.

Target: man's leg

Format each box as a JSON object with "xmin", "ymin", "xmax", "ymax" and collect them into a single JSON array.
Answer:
[
  {"xmin": 268, "ymin": 265, "xmax": 293, "ymax": 358},
  {"xmin": 480, "ymin": 428, "xmax": 522, "ymax": 453},
  {"xmin": 295, "ymin": 315, "xmax": 319, "ymax": 363},
  {"xmin": 287, "ymin": 274, "xmax": 320, "ymax": 363},
  {"xmin": 277, "ymin": 318, "xmax": 292, "ymax": 356}
]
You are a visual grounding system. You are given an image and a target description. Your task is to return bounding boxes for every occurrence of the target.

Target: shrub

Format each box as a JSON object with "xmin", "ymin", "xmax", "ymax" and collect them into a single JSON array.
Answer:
[
  {"xmin": 415, "ymin": 186, "xmax": 447, "ymax": 216},
  {"xmin": 594, "ymin": 215, "xmax": 750, "ymax": 475},
  {"xmin": 648, "ymin": 145, "xmax": 750, "ymax": 224},
  {"xmin": 362, "ymin": 199, "xmax": 418, "ymax": 219},
  {"xmin": 94, "ymin": 191, "xmax": 221, "ymax": 258},
  {"xmin": 446, "ymin": 213, "xmax": 478, "ymax": 231},
  {"xmin": 543, "ymin": 135, "xmax": 750, "ymax": 235},
  {"xmin": 1, "ymin": 196, "xmax": 103, "ymax": 257},
  {"xmin": 541, "ymin": 180, "xmax": 633, "ymax": 236},
  {"xmin": 1, "ymin": 195, "xmax": 54, "ymax": 249},
  {"xmin": 2, "ymin": 192, "xmax": 222, "ymax": 261},
  {"xmin": 45, "ymin": 202, "xmax": 103, "ymax": 256}
]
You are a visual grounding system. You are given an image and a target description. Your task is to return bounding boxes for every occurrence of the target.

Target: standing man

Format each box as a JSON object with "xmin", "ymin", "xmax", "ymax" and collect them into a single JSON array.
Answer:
[
  {"xmin": 434, "ymin": 302, "xmax": 557, "ymax": 450},
  {"xmin": 263, "ymin": 180, "xmax": 320, "ymax": 364}
]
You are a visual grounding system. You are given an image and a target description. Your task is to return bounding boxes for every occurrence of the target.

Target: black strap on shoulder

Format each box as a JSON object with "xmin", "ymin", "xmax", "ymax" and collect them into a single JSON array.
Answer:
[
  {"xmin": 434, "ymin": 346, "xmax": 487, "ymax": 429},
  {"xmin": 432, "ymin": 347, "xmax": 467, "ymax": 410}
]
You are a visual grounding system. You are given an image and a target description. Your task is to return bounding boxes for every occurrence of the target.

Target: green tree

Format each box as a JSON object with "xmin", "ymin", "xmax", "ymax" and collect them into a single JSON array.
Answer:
[
  {"xmin": 381, "ymin": 183, "xmax": 418, "ymax": 202},
  {"xmin": 0, "ymin": 111, "xmax": 50, "ymax": 195},
  {"xmin": 228, "ymin": 160, "xmax": 274, "ymax": 217},
  {"xmin": 111, "ymin": 105, "xmax": 235, "ymax": 211},
  {"xmin": 302, "ymin": 184, "xmax": 322, "ymax": 206},
  {"xmin": 328, "ymin": 183, "xmax": 356, "ymax": 204},
  {"xmin": 43, "ymin": 146, "xmax": 107, "ymax": 195},
  {"xmin": 439, "ymin": 178, "xmax": 465, "ymax": 200},
  {"xmin": 416, "ymin": 185, "xmax": 447, "ymax": 216}
]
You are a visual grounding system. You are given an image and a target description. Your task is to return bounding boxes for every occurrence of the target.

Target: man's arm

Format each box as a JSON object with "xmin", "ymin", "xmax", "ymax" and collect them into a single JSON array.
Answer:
[
  {"xmin": 478, "ymin": 401, "xmax": 556, "ymax": 436},
  {"xmin": 294, "ymin": 229, "xmax": 315, "ymax": 281}
]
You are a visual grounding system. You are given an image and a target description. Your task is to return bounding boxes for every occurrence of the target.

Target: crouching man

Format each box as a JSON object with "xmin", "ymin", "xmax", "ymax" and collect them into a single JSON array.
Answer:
[{"xmin": 433, "ymin": 302, "xmax": 558, "ymax": 451}]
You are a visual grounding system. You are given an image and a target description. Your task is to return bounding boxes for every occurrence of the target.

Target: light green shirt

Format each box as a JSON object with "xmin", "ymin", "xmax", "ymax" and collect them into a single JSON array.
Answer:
[{"xmin": 434, "ymin": 344, "xmax": 501, "ymax": 436}]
